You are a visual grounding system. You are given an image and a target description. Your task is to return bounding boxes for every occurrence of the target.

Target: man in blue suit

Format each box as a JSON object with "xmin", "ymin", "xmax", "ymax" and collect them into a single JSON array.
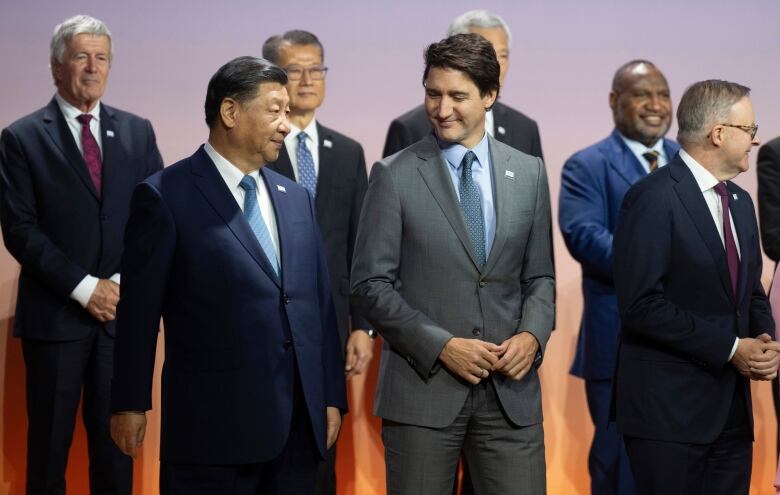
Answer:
[
  {"xmin": 558, "ymin": 60, "xmax": 678, "ymax": 495},
  {"xmin": 0, "ymin": 15, "xmax": 163, "ymax": 495},
  {"xmin": 109, "ymin": 56, "xmax": 346, "ymax": 494}
]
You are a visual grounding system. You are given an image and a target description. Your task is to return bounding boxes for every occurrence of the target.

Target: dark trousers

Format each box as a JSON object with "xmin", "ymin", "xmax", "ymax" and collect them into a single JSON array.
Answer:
[
  {"xmin": 22, "ymin": 328, "xmax": 132, "ymax": 495},
  {"xmin": 315, "ymin": 445, "xmax": 336, "ymax": 495},
  {"xmin": 585, "ymin": 379, "xmax": 635, "ymax": 495},
  {"xmin": 624, "ymin": 386, "xmax": 752, "ymax": 495},
  {"xmin": 161, "ymin": 372, "xmax": 320, "ymax": 495}
]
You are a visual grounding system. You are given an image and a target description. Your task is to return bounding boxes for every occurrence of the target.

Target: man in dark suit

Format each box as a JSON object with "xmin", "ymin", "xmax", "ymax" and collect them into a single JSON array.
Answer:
[
  {"xmin": 382, "ymin": 10, "xmax": 542, "ymax": 159},
  {"xmin": 109, "ymin": 56, "xmax": 346, "ymax": 495},
  {"xmin": 613, "ymin": 79, "xmax": 779, "ymax": 495},
  {"xmin": 352, "ymin": 34, "xmax": 554, "ymax": 495},
  {"xmin": 0, "ymin": 15, "xmax": 163, "ymax": 495},
  {"xmin": 559, "ymin": 60, "xmax": 677, "ymax": 495},
  {"xmin": 262, "ymin": 29, "xmax": 372, "ymax": 495}
]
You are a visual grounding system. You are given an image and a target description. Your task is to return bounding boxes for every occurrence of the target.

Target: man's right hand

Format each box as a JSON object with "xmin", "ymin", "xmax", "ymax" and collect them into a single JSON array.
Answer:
[
  {"xmin": 110, "ymin": 411, "xmax": 146, "ymax": 458},
  {"xmin": 732, "ymin": 335, "xmax": 780, "ymax": 381},
  {"xmin": 86, "ymin": 279, "xmax": 120, "ymax": 322},
  {"xmin": 438, "ymin": 338, "xmax": 501, "ymax": 384}
]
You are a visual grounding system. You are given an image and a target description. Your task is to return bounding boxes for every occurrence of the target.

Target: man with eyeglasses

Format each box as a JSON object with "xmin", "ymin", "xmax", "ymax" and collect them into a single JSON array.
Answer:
[
  {"xmin": 263, "ymin": 30, "xmax": 373, "ymax": 495},
  {"xmin": 612, "ymin": 79, "xmax": 779, "ymax": 495},
  {"xmin": 558, "ymin": 60, "xmax": 678, "ymax": 495}
]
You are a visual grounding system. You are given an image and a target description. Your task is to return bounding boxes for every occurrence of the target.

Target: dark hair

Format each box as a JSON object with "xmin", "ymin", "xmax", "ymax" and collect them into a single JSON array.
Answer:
[
  {"xmin": 262, "ymin": 30, "xmax": 324, "ymax": 66},
  {"xmin": 423, "ymin": 33, "xmax": 500, "ymax": 99},
  {"xmin": 611, "ymin": 59, "xmax": 657, "ymax": 93},
  {"xmin": 676, "ymin": 79, "xmax": 751, "ymax": 146},
  {"xmin": 204, "ymin": 56, "xmax": 287, "ymax": 128}
]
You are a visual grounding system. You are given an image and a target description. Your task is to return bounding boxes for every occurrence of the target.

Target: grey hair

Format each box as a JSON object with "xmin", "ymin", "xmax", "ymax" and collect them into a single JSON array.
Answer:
[
  {"xmin": 676, "ymin": 80, "xmax": 751, "ymax": 146},
  {"xmin": 50, "ymin": 14, "xmax": 113, "ymax": 65},
  {"xmin": 262, "ymin": 30, "xmax": 324, "ymax": 66},
  {"xmin": 447, "ymin": 10, "xmax": 512, "ymax": 46}
]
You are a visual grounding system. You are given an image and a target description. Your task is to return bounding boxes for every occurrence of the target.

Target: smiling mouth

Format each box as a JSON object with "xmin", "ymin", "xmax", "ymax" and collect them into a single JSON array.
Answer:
[{"xmin": 641, "ymin": 115, "xmax": 666, "ymax": 125}]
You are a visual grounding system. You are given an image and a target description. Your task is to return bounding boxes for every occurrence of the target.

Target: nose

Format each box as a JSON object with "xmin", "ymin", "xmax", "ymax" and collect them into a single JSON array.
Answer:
[
  {"xmin": 300, "ymin": 68, "xmax": 313, "ymax": 85},
  {"xmin": 647, "ymin": 93, "xmax": 662, "ymax": 111},
  {"xmin": 752, "ymin": 136, "xmax": 761, "ymax": 147},
  {"xmin": 279, "ymin": 115, "xmax": 291, "ymax": 136},
  {"xmin": 436, "ymin": 97, "xmax": 453, "ymax": 119},
  {"xmin": 85, "ymin": 56, "xmax": 97, "ymax": 72}
]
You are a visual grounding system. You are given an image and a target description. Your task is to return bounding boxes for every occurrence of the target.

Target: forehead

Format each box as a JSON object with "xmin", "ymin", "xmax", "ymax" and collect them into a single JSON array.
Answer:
[
  {"xmin": 66, "ymin": 33, "xmax": 110, "ymax": 53},
  {"xmin": 425, "ymin": 66, "xmax": 479, "ymax": 92},
  {"xmin": 278, "ymin": 43, "xmax": 322, "ymax": 64},
  {"xmin": 467, "ymin": 26, "xmax": 508, "ymax": 49},
  {"xmin": 251, "ymin": 82, "xmax": 289, "ymax": 104},
  {"xmin": 620, "ymin": 67, "xmax": 669, "ymax": 94},
  {"xmin": 728, "ymin": 97, "xmax": 754, "ymax": 121}
]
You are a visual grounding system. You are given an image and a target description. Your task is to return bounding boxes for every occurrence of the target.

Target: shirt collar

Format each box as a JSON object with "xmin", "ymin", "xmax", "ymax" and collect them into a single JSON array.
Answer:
[
  {"xmin": 485, "ymin": 109, "xmax": 494, "ymax": 137},
  {"xmin": 55, "ymin": 92, "xmax": 101, "ymax": 123},
  {"xmin": 203, "ymin": 142, "xmax": 260, "ymax": 189},
  {"xmin": 618, "ymin": 132, "xmax": 666, "ymax": 161},
  {"xmin": 438, "ymin": 131, "xmax": 491, "ymax": 172},
  {"xmin": 679, "ymin": 148, "xmax": 721, "ymax": 193},
  {"xmin": 285, "ymin": 118, "xmax": 318, "ymax": 145}
]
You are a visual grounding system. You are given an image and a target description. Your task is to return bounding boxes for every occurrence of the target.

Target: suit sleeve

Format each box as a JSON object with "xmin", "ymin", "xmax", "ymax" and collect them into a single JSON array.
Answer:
[
  {"xmin": 347, "ymin": 145, "xmax": 372, "ymax": 331},
  {"xmin": 613, "ymin": 184, "xmax": 737, "ymax": 368},
  {"xmin": 757, "ymin": 142, "xmax": 780, "ymax": 261},
  {"xmin": 559, "ymin": 153, "xmax": 614, "ymax": 283},
  {"xmin": 382, "ymin": 119, "xmax": 413, "ymax": 158},
  {"xmin": 351, "ymin": 161, "xmax": 454, "ymax": 378},
  {"xmin": 143, "ymin": 118, "xmax": 164, "ymax": 176},
  {"xmin": 518, "ymin": 157, "xmax": 556, "ymax": 356},
  {"xmin": 111, "ymin": 181, "xmax": 176, "ymax": 413},
  {"xmin": 0, "ymin": 127, "xmax": 88, "ymax": 297}
]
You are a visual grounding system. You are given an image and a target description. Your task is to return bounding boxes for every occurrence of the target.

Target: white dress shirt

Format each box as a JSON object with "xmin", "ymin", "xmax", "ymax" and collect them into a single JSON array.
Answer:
[
  {"xmin": 283, "ymin": 118, "xmax": 319, "ymax": 181},
  {"xmin": 679, "ymin": 149, "xmax": 741, "ymax": 359},
  {"xmin": 485, "ymin": 109, "xmax": 495, "ymax": 138},
  {"xmin": 618, "ymin": 133, "xmax": 669, "ymax": 173},
  {"xmin": 204, "ymin": 143, "xmax": 280, "ymax": 259}
]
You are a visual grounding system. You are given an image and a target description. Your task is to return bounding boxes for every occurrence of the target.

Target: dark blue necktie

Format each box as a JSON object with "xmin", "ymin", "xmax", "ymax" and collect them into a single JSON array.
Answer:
[
  {"xmin": 459, "ymin": 151, "xmax": 486, "ymax": 267},
  {"xmin": 239, "ymin": 175, "xmax": 280, "ymax": 276}
]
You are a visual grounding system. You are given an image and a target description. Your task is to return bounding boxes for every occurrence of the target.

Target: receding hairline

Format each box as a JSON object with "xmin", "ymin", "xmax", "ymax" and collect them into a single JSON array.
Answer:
[{"xmin": 612, "ymin": 60, "xmax": 664, "ymax": 93}]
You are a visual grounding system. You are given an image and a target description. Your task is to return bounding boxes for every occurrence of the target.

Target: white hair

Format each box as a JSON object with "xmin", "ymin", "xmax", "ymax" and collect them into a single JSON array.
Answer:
[
  {"xmin": 50, "ymin": 14, "xmax": 113, "ymax": 65},
  {"xmin": 448, "ymin": 10, "xmax": 512, "ymax": 46}
]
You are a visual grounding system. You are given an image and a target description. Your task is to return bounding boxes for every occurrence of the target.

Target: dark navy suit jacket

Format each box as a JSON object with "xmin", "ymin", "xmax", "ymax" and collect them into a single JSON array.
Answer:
[
  {"xmin": 612, "ymin": 154, "xmax": 774, "ymax": 443},
  {"xmin": 559, "ymin": 130, "xmax": 679, "ymax": 380},
  {"xmin": 0, "ymin": 98, "xmax": 163, "ymax": 340},
  {"xmin": 111, "ymin": 147, "xmax": 346, "ymax": 464}
]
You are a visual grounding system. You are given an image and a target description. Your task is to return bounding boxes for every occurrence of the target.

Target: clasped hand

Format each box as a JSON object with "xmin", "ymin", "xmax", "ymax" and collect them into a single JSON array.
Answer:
[
  {"xmin": 732, "ymin": 333, "xmax": 780, "ymax": 381},
  {"xmin": 438, "ymin": 332, "xmax": 539, "ymax": 384}
]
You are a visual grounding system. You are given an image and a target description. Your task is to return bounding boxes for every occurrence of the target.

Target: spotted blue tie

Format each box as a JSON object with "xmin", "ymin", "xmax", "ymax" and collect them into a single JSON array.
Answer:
[
  {"xmin": 296, "ymin": 132, "xmax": 317, "ymax": 197},
  {"xmin": 459, "ymin": 151, "xmax": 486, "ymax": 267},
  {"xmin": 238, "ymin": 175, "xmax": 280, "ymax": 276}
]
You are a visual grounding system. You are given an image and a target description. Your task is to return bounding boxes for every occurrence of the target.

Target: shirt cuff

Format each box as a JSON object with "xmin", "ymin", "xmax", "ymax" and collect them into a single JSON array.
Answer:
[
  {"xmin": 728, "ymin": 337, "xmax": 739, "ymax": 361},
  {"xmin": 110, "ymin": 273, "xmax": 121, "ymax": 284},
  {"xmin": 70, "ymin": 275, "xmax": 99, "ymax": 308}
]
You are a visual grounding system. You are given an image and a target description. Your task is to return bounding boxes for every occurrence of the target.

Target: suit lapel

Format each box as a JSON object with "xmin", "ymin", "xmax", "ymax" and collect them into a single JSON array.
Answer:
[
  {"xmin": 42, "ymin": 98, "xmax": 99, "ymax": 200},
  {"xmin": 483, "ymin": 138, "xmax": 510, "ymax": 275},
  {"xmin": 190, "ymin": 148, "xmax": 281, "ymax": 287},
  {"xmin": 670, "ymin": 158, "xmax": 734, "ymax": 303},
  {"xmin": 606, "ymin": 131, "xmax": 647, "ymax": 187},
  {"xmin": 415, "ymin": 136, "xmax": 482, "ymax": 269},
  {"xmin": 99, "ymin": 104, "xmax": 126, "ymax": 201},
  {"xmin": 261, "ymin": 169, "xmax": 293, "ymax": 288},
  {"xmin": 727, "ymin": 182, "xmax": 752, "ymax": 303},
  {"xmin": 315, "ymin": 123, "xmax": 335, "ymax": 213}
]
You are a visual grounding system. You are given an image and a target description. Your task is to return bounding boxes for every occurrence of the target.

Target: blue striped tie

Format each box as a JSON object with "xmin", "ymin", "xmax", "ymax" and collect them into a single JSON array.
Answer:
[
  {"xmin": 239, "ymin": 175, "xmax": 280, "ymax": 276},
  {"xmin": 296, "ymin": 132, "xmax": 318, "ymax": 196},
  {"xmin": 459, "ymin": 151, "xmax": 486, "ymax": 267}
]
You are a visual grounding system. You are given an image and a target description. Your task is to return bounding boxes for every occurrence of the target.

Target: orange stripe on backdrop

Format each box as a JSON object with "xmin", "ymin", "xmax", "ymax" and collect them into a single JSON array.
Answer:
[{"xmin": 0, "ymin": 313, "xmax": 777, "ymax": 494}]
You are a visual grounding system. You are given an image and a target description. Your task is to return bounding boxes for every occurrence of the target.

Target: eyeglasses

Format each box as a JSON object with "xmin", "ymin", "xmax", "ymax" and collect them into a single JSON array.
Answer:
[
  {"xmin": 284, "ymin": 65, "xmax": 328, "ymax": 81},
  {"xmin": 720, "ymin": 123, "xmax": 758, "ymax": 139}
]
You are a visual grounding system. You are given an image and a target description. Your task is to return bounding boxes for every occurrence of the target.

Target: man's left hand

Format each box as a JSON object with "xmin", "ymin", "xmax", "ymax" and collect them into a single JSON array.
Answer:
[
  {"xmin": 326, "ymin": 406, "xmax": 342, "ymax": 449},
  {"xmin": 345, "ymin": 329, "xmax": 374, "ymax": 378},
  {"xmin": 494, "ymin": 332, "xmax": 539, "ymax": 381}
]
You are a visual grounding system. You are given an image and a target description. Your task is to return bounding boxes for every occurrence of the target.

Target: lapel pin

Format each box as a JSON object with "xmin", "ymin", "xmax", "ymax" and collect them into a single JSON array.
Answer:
[
  {"xmin": 323, "ymin": 139, "xmax": 333, "ymax": 149},
  {"xmin": 106, "ymin": 130, "xmax": 115, "ymax": 137},
  {"xmin": 277, "ymin": 185, "xmax": 286, "ymax": 193},
  {"xmin": 733, "ymin": 193, "xmax": 738, "ymax": 201},
  {"xmin": 497, "ymin": 126, "xmax": 506, "ymax": 135},
  {"xmin": 505, "ymin": 170, "xmax": 515, "ymax": 180}
]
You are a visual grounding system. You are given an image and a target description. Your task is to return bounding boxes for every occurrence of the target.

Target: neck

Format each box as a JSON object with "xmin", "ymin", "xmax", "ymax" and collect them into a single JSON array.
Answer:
[
  {"xmin": 58, "ymin": 90, "xmax": 97, "ymax": 113},
  {"xmin": 289, "ymin": 110, "xmax": 315, "ymax": 131},
  {"xmin": 208, "ymin": 134, "xmax": 263, "ymax": 175},
  {"xmin": 683, "ymin": 146, "xmax": 737, "ymax": 182}
]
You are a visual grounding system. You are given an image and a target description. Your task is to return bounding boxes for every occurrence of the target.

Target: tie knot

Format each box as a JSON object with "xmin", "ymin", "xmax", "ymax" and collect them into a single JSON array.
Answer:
[
  {"xmin": 643, "ymin": 150, "xmax": 659, "ymax": 171},
  {"xmin": 297, "ymin": 132, "xmax": 308, "ymax": 144},
  {"xmin": 714, "ymin": 182, "xmax": 729, "ymax": 197},
  {"xmin": 461, "ymin": 151, "xmax": 476, "ymax": 173},
  {"xmin": 239, "ymin": 175, "xmax": 257, "ymax": 192},
  {"xmin": 77, "ymin": 114, "xmax": 93, "ymax": 126}
]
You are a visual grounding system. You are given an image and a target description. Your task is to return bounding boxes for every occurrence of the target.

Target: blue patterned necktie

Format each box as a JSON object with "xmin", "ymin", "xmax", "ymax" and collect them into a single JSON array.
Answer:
[
  {"xmin": 458, "ymin": 151, "xmax": 486, "ymax": 267},
  {"xmin": 296, "ymin": 132, "xmax": 318, "ymax": 196},
  {"xmin": 238, "ymin": 175, "xmax": 280, "ymax": 276}
]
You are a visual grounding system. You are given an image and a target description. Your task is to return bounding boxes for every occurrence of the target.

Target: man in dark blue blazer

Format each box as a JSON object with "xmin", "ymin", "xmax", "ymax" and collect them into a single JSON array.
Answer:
[
  {"xmin": 559, "ymin": 60, "xmax": 677, "ymax": 495},
  {"xmin": 0, "ymin": 15, "xmax": 162, "ymax": 495},
  {"xmin": 613, "ymin": 80, "xmax": 778, "ymax": 495},
  {"xmin": 110, "ymin": 56, "xmax": 346, "ymax": 495}
]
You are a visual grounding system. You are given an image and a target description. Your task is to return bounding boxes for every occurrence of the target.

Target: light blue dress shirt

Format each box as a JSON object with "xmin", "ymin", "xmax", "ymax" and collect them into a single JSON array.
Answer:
[
  {"xmin": 439, "ymin": 132, "xmax": 497, "ymax": 258},
  {"xmin": 618, "ymin": 132, "xmax": 669, "ymax": 173}
]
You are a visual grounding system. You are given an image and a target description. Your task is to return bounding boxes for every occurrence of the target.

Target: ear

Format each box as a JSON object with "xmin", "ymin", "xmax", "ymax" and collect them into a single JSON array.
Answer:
[
  {"xmin": 219, "ymin": 98, "xmax": 240, "ymax": 129},
  {"xmin": 51, "ymin": 62, "xmax": 63, "ymax": 85},
  {"xmin": 709, "ymin": 124, "xmax": 725, "ymax": 148},
  {"xmin": 482, "ymin": 88, "xmax": 498, "ymax": 111},
  {"xmin": 608, "ymin": 91, "xmax": 617, "ymax": 112}
]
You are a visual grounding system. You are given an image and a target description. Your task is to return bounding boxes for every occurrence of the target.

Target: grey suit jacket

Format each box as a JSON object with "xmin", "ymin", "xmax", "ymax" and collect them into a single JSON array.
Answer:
[{"xmin": 351, "ymin": 134, "xmax": 555, "ymax": 429}]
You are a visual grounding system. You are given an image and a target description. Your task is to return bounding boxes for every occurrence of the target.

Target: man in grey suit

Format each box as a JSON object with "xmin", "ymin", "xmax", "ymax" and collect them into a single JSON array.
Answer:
[{"xmin": 351, "ymin": 34, "xmax": 554, "ymax": 495}]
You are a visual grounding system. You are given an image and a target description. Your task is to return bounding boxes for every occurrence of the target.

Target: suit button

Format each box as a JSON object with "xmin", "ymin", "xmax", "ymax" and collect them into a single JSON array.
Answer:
[
  {"xmin": 472, "ymin": 328, "xmax": 481, "ymax": 336},
  {"xmin": 735, "ymin": 310, "xmax": 741, "ymax": 318},
  {"xmin": 282, "ymin": 293, "xmax": 290, "ymax": 304},
  {"xmin": 407, "ymin": 356, "xmax": 415, "ymax": 366},
  {"xmin": 283, "ymin": 340, "xmax": 293, "ymax": 351},
  {"xmin": 479, "ymin": 281, "xmax": 486, "ymax": 288}
]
